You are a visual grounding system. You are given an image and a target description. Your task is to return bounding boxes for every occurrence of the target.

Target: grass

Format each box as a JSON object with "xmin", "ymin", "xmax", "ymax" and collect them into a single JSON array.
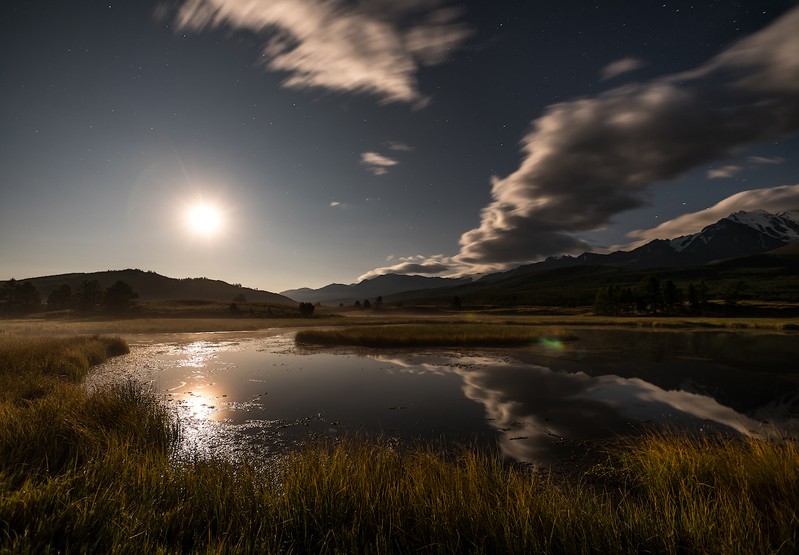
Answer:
[
  {"xmin": 1, "ymin": 335, "xmax": 798, "ymax": 553},
  {"xmin": 295, "ymin": 323, "xmax": 576, "ymax": 347},
  {"xmin": 3, "ymin": 307, "xmax": 799, "ymax": 337}
]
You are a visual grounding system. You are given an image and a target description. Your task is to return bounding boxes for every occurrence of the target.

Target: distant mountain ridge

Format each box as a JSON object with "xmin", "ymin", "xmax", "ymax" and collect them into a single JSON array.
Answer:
[
  {"xmin": 281, "ymin": 274, "xmax": 472, "ymax": 304},
  {"xmin": 10, "ymin": 269, "xmax": 296, "ymax": 306},
  {"xmin": 482, "ymin": 209, "xmax": 799, "ymax": 282},
  {"xmin": 284, "ymin": 210, "xmax": 799, "ymax": 305}
]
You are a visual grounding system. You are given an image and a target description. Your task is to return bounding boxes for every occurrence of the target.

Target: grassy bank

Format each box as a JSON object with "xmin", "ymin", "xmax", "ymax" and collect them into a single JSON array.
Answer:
[
  {"xmin": 295, "ymin": 323, "xmax": 575, "ymax": 348},
  {"xmin": 2, "ymin": 336, "xmax": 798, "ymax": 553}
]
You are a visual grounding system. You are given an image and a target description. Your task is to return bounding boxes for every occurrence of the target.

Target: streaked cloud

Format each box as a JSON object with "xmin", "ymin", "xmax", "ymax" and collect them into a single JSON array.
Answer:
[
  {"xmin": 748, "ymin": 155, "xmax": 785, "ymax": 165},
  {"xmin": 387, "ymin": 141, "xmax": 415, "ymax": 152},
  {"xmin": 360, "ymin": 151, "xmax": 398, "ymax": 175},
  {"xmin": 706, "ymin": 165, "xmax": 743, "ymax": 179},
  {"xmin": 625, "ymin": 183, "xmax": 799, "ymax": 247},
  {"xmin": 169, "ymin": 0, "xmax": 471, "ymax": 105},
  {"xmin": 600, "ymin": 57, "xmax": 646, "ymax": 80},
  {"xmin": 442, "ymin": 6, "xmax": 799, "ymax": 274}
]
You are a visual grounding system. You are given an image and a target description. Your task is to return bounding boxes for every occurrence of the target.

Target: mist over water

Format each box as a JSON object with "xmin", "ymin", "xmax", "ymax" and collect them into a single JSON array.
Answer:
[{"xmin": 91, "ymin": 329, "xmax": 799, "ymax": 465}]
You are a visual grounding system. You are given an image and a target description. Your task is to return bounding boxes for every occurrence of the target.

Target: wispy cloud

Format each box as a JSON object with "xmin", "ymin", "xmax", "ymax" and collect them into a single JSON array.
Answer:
[
  {"xmin": 441, "ymin": 6, "xmax": 799, "ymax": 274},
  {"xmin": 386, "ymin": 141, "xmax": 415, "ymax": 152},
  {"xmin": 707, "ymin": 155, "xmax": 786, "ymax": 179},
  {"xmin": 625, "ymin": 183, "xmax": 799, "ymax": 247},
  {"xmin": 360, "ymin": 151, "xmax": 398, "ymax": 176},
  {"xmin": 168, "ymin": 0, "xmax": 471, "ymax": 106},
  {"xmin": 748, "ymin": 155, "xmax": 785, "ymax": 165},
  {"xmin": 707, "ymin": 165, "xmax": 743, "ymax": 179},
  {"xmin": 600, "ymin": 57, "xmax": 646, "ymax": 80}
]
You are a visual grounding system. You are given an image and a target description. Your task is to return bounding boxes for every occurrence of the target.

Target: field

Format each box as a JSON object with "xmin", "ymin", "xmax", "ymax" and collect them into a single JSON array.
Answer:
[
  {"xmin": 2, "ymin": 305, "xmax": 798, "ymax": 338},
  {"xmin": 1, "ymin": 333, "xmax": 798, "ymax": 552}
]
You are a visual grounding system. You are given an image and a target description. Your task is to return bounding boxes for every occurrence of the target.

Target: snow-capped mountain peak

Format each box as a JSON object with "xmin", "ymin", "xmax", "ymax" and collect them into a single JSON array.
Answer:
[
  {"xmin": 726, "ymin": 209, "xmax": 799, "ymax": 241},
  {"xmin": 668, "ymin": 209, "xmax": 799, "ymax": 253}
]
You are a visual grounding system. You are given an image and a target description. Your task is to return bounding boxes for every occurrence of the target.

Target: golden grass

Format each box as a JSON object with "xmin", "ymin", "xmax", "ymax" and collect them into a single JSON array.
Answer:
[{"xmin": 2, "ymin": 310, "xmax": 797, "ymax": 337}]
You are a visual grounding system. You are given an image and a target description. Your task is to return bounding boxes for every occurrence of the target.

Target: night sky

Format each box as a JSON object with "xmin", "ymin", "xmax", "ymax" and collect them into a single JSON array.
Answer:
[{"xmin": 2, "ymin": 1, "xmax": 798, "ymax": 292}]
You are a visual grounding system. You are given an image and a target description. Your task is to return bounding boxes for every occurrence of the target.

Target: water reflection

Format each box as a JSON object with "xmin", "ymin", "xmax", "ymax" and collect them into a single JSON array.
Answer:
[{"xmin": 90, "ymin": 329, "xmax": 799, "ymax": 465}]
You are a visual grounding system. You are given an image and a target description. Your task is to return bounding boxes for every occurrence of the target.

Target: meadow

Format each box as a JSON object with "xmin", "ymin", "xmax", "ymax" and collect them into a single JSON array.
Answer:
[
  {"xmin": 2, "ymin": 306, "xmax": 798, "ymax": 338},
  {"xmin": 1, "ymin": 333, "xmax": 798, "ymax": 553}
]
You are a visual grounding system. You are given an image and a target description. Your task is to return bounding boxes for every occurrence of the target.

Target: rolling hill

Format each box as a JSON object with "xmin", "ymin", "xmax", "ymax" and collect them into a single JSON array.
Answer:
[{"xmin": 8, "ymin": 269, "xmax": 296, "ymax": 306}]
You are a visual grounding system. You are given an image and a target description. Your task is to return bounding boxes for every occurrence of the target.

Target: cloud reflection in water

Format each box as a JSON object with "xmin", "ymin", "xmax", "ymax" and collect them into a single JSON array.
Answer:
[{"xmin": 375, "ymin": 353, "xmax": 785, "ymax": 464}]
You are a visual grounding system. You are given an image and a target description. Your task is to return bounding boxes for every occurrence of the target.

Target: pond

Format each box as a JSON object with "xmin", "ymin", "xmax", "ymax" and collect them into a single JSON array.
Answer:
[{"xmin": 91, "ymin": 328, "xmax": 799, "ymax": 466}]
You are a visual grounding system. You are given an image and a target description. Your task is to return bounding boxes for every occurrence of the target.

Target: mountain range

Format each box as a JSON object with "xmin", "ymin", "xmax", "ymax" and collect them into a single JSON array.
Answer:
[
  {"xmin": 5, "ymin": 210, "xmax": 798, "ymax": 309},
  {"xmin": 281, "ymin": 274, "xmax": 472, "ymax": 305},
  {"xmin": 284, "ymin": 210, "xmax": 799, "ymax": 305}
]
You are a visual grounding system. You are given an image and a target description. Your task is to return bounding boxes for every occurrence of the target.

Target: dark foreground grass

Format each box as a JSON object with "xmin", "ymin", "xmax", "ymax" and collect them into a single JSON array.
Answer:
[
  {"xmin": 295, "ymin": 323, "xmax": 573, "ymax": 348},
  {"xmin": 2, "ymin": 336, "xmax": 798, "ymax": 553}
]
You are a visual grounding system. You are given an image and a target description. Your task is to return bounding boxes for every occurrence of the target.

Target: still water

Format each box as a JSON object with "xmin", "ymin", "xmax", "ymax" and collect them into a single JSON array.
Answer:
[{"xmin": 91, "ymin": 328, "xmax": 799, "ymax": 465}]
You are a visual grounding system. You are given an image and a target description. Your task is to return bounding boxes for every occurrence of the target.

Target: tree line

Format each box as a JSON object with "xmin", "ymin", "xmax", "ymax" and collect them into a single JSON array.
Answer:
[
  {"xmin": 594, "ymin": 276, "xmax": 749, "ymax": 315},
  {"xmin": 0, "ymin": 279, "xmax": 138, "ymax": 315}
]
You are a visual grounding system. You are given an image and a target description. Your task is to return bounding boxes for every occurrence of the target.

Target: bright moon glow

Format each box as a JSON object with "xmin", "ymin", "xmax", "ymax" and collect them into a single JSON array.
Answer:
[{"xmin": 186, "ymin": 203, "xmax": 223, "ymax": 237}]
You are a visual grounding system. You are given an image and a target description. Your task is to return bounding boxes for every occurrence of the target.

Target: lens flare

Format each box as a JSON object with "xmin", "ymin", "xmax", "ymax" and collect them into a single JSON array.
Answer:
[{"xmin": 538, "ymin": 337, "xmax": 564, "ymax": 352}]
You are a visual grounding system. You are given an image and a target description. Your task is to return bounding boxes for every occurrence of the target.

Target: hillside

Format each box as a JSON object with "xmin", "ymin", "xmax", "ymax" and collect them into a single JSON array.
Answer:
[
  {"xmin": 11, "ymin": 269, "xmax": 296, "ymax": 306},
  {"xmin": 386, "ymin": 253, "xmax": 799, "ymax": 307}
]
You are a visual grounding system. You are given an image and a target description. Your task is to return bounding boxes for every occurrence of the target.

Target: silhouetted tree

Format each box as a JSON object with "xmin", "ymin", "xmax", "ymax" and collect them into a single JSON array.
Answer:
[
  {"xmin": 375, "ymin": 296, "xmax": 383, "ymax": 308},
  {"xmin": 639, "ymin": 276, "xmax": 661, "ymax": 314},
  {"xmin": 76, "ymin": 280, "xmax": 103, "ymax": 312},
  {"xmin": 1, "ymin": 279, "xmax": 41, "ymax": 314},
  {"xmin": 594, "ymin": 284, "xmax": 620, "ymax": 315},
  {"xmin": 619, "ymin": 287, "xmax": 635, "ymax": 314},
  {"xmin": 233, "ymin": 293, "xmax": 247, "ymax": 303},
  {"xmin": 299, "ymin": 302, "xmax": 315, "ymax": 317},
  {"xmin": 103, "ymin": 281, "xmax": 139, "ymax": 313},
  {"xmin": 662, "ymin": 279, "xmax": 681, "ymax": 312},
  {"xmin": 47, "ymin": 284, "xmax": 72, "ymax": 309},
  {"xmin": 721, "ymin": 280, "xmax": 748, "ymax": 306},
  {"xmin": 450, "ymin": 296, "xmax": 462, "ymax": 310},
  {"xmin": 363, "ymin": 299, "xmax": 372, "ymax": 309},
  {"xmin": 228, "ymin": 302, "xmax": 240, "ymax": 314},
  {"xmin": 354, "ymin": 300, "xmax": 361, "ymax": 308},
  {"xmin": 688, "ymin": 281, "xmax": 709, "ymax": 313}
]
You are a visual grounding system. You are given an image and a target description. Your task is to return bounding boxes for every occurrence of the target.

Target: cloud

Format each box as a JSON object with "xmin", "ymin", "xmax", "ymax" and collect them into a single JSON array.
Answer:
[
  {"xmin": 386, "ymin": 141, "xmax": 415, "ymax": 152},
  {"xmin": 169, "ymin": 0, "xmax": 471, "ymax": 105},
  {"xmin": 600, "ymin": 57, "xmax": 646, "ymax": 80},
  {"xmin": 706, "ymin": 165, "xmax": 743, "ymax": 179},
  {"xmin": 625, "ymin": 183, "xmax": 799, "ymax": 246},
  {"xmin": 329, "ymin": 201, "xmax": 341, "ymax": 207},
  {"xmin": 748, "ymin": 155, "xmax": 785, "ymax": 165},
  {"xmin": 360, "ymin": 151, "xmax": 398, "ymax": 175},
  {"xmin": 707, "ymin": 154, "xmax": 786, "ymax": 179},
  {"xmin": 444, "ymin": 6, "xmax": 799, "ymax": 274},
  {"xmin": 358, "ymin": 255, "xmax": 456, "ymax": 280}
]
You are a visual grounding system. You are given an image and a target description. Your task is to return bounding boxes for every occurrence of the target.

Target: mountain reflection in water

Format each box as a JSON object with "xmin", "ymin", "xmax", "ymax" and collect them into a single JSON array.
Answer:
[{"xmin": 90, "ymin": 329, "xmax": 799, "ymax": 465}]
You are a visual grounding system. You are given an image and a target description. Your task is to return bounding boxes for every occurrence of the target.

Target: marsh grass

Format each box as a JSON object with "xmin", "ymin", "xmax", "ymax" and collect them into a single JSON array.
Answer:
[
  {"xmin": 295, "ymin": 323, "xmax": 575, "ymax": 348},
  {"xmin": 2, "ymin": 336, "xmax": 798, "ymax": 553}
]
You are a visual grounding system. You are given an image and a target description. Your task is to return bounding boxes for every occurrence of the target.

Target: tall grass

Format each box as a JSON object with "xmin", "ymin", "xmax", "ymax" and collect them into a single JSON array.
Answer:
[
  {"xmin": 295, "ymin": 324, "xmax": 573, "ymax": 347},
  {"xmin": 0, "ymin": 335, "xmax": 179, "ymax": 482},
  {"xmin": 1, "ymin": 336, "xmax": 797, "ymax": 553}
]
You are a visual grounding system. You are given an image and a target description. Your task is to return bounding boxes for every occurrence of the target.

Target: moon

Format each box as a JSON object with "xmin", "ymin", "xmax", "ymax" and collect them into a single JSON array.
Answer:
[{"xmin": 186, "ymin": 202, "xmax": 223, "ymax": 237}]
